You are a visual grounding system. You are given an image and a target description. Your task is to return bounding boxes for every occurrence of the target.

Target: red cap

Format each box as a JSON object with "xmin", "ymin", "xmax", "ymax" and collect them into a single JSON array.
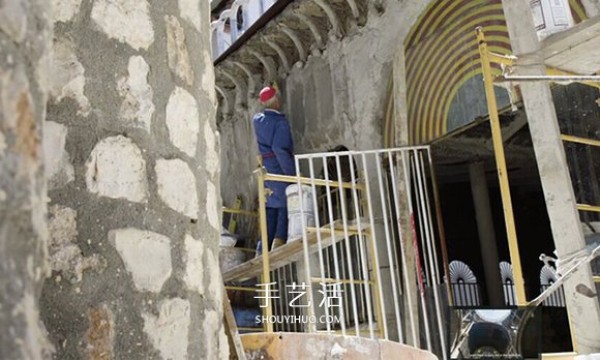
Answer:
[{"xmin": 259, "ymin": 86, "xmax": 277, "ymax": 103}]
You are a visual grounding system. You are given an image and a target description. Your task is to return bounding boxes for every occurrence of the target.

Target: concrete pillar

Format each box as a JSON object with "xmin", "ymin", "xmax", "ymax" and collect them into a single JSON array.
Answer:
[
  {"xmin": 468, "ymin": 162, "xmax": 504, "ymax": 306},
  {"xmin": 581, "ymin": 0, "xmax": 600, "ymax": 17},
  {"xmin": 501, "ymin": 0, "xmax": 600, "ymax": 352},
  {"xmin": 393, "ymin": 46, "xmax": 421, "ymax": 348},
  {"xmin": 0, "ymin": 1, "xmax": 52, "ymax": 358},
  {"xmin": 40, "ymin": 0, "xmax": 227, "ymax": 358}
]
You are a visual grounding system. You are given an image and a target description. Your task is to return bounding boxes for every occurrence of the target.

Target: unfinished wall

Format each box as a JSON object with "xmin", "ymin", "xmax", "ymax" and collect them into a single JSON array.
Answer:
[
  {"xmin": 218, "ymin": 0, "xmax": 424, "ymax": 208},
  {"xmin": 40, "ymin": 0, "xmax": 227, "ymax": 359},
  {"xmin": 0, "ymin": 1, "xmax": 53, "ymax": 358}
]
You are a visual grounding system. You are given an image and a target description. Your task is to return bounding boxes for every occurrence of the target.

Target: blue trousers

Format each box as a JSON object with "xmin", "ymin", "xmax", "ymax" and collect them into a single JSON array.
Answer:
[{"xmin": 256, "ymin": 207, "xmax": 288, "ymax": 253}]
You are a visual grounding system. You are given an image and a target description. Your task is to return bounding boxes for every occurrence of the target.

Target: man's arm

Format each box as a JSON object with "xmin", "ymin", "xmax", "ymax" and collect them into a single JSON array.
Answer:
[{"xmin": 272, "ymin": 120, "xmax": 296, "ymax": 176}]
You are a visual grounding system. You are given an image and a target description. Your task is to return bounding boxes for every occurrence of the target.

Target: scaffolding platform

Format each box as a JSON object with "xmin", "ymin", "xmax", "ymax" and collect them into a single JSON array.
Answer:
[{"xmin": 222, "ymin": 220, "xmax": 369, "ymax": 282}]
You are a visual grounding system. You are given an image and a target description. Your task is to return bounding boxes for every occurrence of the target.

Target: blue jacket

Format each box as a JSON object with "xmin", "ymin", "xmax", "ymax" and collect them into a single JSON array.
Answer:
[{"xmin": 253, "ymin": 109, "xmax": 296, "ymax": 208}]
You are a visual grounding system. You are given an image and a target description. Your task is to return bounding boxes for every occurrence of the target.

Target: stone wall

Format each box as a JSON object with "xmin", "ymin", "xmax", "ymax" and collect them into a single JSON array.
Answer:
[
  {"xmin": 0, "ymin": 1, "xmax": 53, "ymax": 358},
  {"xmin": 39, "ymin": 0, "xmax": 227, "ymax": 359}
]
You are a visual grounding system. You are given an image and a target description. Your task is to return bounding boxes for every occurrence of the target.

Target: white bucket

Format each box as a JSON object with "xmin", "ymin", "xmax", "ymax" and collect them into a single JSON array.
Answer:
[
  {"xmin": 530, "ymin": 0, "xmax": 574, "ymax": 40},
  {"xmin": 286, "ymin": 184, "xmax": 316, "ymax": 242}
]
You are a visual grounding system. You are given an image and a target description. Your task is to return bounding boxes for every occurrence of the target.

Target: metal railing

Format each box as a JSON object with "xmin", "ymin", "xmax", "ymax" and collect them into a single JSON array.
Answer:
[
  {"xmin": 220, "ymin": 146, "xmax": 450, "ymax": 358},
  {"xmin": 540, "ymin": 284, "xmax": 567, "ymax": 307},
  {"xmin": 450, "ymin": 282, "xmax": 481, "ymax": 307},
  {"xmin": 503, "ymin": 281, "xmax": 517, "ymax": 306}
]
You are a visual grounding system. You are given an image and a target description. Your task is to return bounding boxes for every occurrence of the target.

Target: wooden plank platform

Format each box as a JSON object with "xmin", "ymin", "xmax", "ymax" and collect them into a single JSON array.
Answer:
[{"xmin": 223, "ymin": 220, "xmax": 369, "ymax": 282}]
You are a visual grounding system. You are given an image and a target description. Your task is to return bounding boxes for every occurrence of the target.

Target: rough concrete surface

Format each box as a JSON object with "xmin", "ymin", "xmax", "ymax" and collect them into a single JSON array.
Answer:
[{"xmin": 0, "ymin": 0, "xmax": 53, "ymax": 358}]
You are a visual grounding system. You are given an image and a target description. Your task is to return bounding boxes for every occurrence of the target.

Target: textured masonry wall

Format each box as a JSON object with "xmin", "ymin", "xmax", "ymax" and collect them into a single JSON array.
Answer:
[
  {"xmin": 40, "ymin": 0, "xmax": 227, "ymax": 358},
  {"xmin": 0, "ymin": 1, "xmax": 53, "ymax": 358},
  {"xmin": 218, "ymin": 0, "xmax": 418, "ymax": 208}
]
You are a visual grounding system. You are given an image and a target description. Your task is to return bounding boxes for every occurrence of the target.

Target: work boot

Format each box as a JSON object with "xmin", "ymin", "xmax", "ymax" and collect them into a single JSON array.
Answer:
[{"xmin": 271, "ymin": 238, "xmax": 285, "ymax": 250}]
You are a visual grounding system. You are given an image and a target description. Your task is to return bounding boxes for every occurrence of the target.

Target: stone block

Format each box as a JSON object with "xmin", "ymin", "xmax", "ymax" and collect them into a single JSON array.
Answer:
[
  {"xmin": 165, "ymin": 87, "xmax": 200, "ymax": 157},
  {"xmin": 85, "ymin": 136, "xmax": 149, "ymax": 203},
  {"xmin": 52, "ymin": 0, "xmax": 82, "ymax": 23},
  {"xmin": 165, "ymin": 16, "xmax": 194, "ymax": 86},
  {"xmin": 155, "ymin": 158, "xmax": 199, "ymax": 218},
  {"xmin": 117, "ymin": 56, "xmax": 154, "ymax": 132},
  {"xmin": 183, "ymin": 234, "xmax": 204, "ymax": 294},
  {"xmin": 142, "ymin": 298, "xmax": 190, "ymax": 359},
  {"xmin": 43, "ymin": 121, "xmax": 74, "ymax": 190},
  {"xmin": 91, "ymin": 0, "xmax": 154, "ymax": 50},
  {"xmin": 109, "ymin": 228, "xmax": 172, "ymax": 293},
  {"xmin": 50, "ymin": 39, "xmax": 91, "ymax": 116}
]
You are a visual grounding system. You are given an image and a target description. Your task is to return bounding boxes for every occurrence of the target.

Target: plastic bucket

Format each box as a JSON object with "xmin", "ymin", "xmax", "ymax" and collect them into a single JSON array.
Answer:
[{"xmin": 286, "ymin": 184, "xmax": 315, "ymax": 241}]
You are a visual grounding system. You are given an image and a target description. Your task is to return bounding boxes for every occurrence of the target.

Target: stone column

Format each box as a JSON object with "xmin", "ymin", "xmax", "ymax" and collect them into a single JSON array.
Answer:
[
  {"xmin": 501, "ymin": 0, "xmax": 600, "ymax": 352},
  {"xmin": 468, "ymin": 162, "xmax": 504, "ymax": 306},
  {"xmin": 0, "ymin": 1, "xmax": 52, "ymax": 359},
  {"xmin": 40, "ymin": 0, "xmax": 227, "ymax": 358}
]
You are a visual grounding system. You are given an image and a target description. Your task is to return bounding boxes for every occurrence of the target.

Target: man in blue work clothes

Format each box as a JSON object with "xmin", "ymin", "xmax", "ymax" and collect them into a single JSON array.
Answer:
[{"xmin": 253, "ymin": 86, "xmax": 295, "ymax": 254}]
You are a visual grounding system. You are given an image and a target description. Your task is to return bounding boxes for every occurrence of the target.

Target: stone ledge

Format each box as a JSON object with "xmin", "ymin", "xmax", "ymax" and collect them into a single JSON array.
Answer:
[{"xmin": 241, "ymin": 332, "xmax": 438, "ymax": 360}]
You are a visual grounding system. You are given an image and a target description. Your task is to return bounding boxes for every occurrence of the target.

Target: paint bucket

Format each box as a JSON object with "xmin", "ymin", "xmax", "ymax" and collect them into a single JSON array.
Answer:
[
  {"xmin": 286, "ymin": 184, "xmax": 315, "ymax": 242},
  {"xmin": 530, "ymin": 0, "xmax": 574, "ymax": 40}
]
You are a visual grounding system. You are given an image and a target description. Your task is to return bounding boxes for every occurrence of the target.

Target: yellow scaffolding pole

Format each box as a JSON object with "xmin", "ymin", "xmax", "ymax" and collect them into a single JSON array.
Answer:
[
  {"xmin": 255, "ymin": 164, "xmax": 273, "ymax": 332},
  {"xmin": 222, "ymin": 207, "xmax": 259, "ymax": 217},
  {"xmin": 225, "ymin": 286, "xmax": 259, "ymax": 292},
  {"xmin": 227, "ymin": 197, "xmax": 243, "ymax": 233},
  {"xmin": 576, "ymin": 204, "xmax": 600, "ymax": 213},
  {"xmin": 561, "ymin": 134, "xmax": 600, "ymax": 148},
  {"xmin": 477, "ymin": 27, "xmax": 527, "ymax": 306},
  {"xmin": 264, "ymin": 173, "xmax": 363, "ymax": 190}
]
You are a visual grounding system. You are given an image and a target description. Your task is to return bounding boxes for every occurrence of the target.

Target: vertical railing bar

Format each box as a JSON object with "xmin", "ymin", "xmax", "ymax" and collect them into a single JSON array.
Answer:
[
  {"xmin": 388, "ymin": 150, "xmax": 418, "ymax": 344},
  {"xmin": 414, "ymin": 149, "xmax": 447, "ymax": 359},
  {"xmin": 361, "ymin": 152, "xmax": 389, "ymax": 339},
  {"xmin": 308, "ymin": 157, "xmax": 332, "ymax": 333},
  {"xmin": 418, "ymin": 151, "xmax": 442, "ymax": 284},
  {"xmin": 283, "ymin": 265, "xmax": 291, "ymax": 332},
  {"xmin": 349, "ymin": 153, "xmax": 375, "ymax": 339},
  {"xmin": 412, "ymin": 156, "xmax": 431, "ymax": 284},
  {"xmin": 402, "ymin": 150, "xmax": 432, "ymax": 351},
  {"xmin": 276, "ymin": 268, "xmax": 282, "ymax": 332},
  {"xmin": 295, "ymin": 156, "xmax": 316, "ymax": 333},
  {"xmin": 355, "ymin": 234, "xmax": 366, "ymax": 324},
  {"xmin": 375, "ymin": 152, "xmax": 403, "ymax": 341},
  {"xmin": 274, "ymin": 269, "xmax": 279, "ymax": 332},
  {"xmin": 292, "ymin": 264, "xmax": 299, "ymax": 333},
  {"xmin": 322, "ymin": 155, "xmax": 347, "ymax": 334},
  {"xmin": 426, "ymin": 148, "xmax": 453, "ymax": 306},
  {"xmin": 286, "ymin": 265, "xmax": 292, "ymax": 332},
  {"xmin": 338, "ymin": 231, "xmax": 351, "ymax": 327},
  {"xmin": 335, "ymin": 154, "xmax": 361, "ymax": 335},
  {"xmin": 385, "ymin": 156, "xmax": 406, "ymax": 336}
]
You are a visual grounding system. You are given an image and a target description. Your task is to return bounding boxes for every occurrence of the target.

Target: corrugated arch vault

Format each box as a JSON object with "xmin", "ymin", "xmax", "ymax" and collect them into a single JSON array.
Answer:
[{"xmin": 402, "ymin": 0, "xmax": 587, "ymax": 145}]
